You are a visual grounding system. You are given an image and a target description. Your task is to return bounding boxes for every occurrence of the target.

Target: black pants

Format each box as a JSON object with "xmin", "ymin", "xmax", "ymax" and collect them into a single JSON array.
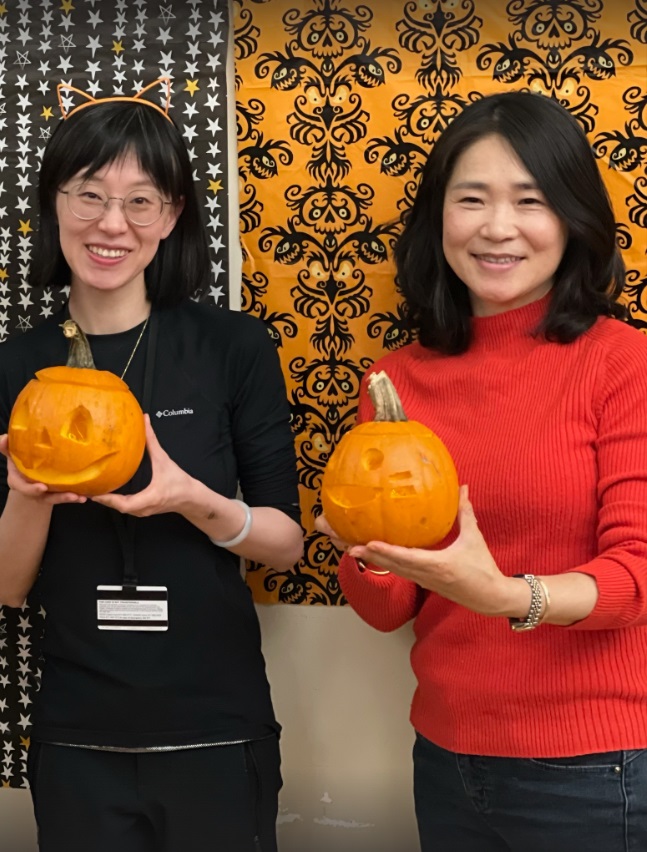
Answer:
[{"xmin": 27, "ymin": 736, "xmax": 281, "ymax": 852}]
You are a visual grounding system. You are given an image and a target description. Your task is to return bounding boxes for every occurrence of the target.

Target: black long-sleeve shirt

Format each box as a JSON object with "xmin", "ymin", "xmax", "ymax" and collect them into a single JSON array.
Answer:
[{"xmin": 0, "ymin": 301, "xmax": 300, "ymax": 748}]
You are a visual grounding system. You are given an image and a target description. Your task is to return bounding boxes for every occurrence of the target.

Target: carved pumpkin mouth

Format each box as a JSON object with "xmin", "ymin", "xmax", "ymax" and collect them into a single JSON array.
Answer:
[{"xmin": 11, "ymin": 456, "xmax": 119, "ymax": 487}]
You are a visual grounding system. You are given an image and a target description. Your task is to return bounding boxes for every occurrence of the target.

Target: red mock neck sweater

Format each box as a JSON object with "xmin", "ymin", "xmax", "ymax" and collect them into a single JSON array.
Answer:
[{"xmin": 338, "ymin": 296, "xmax": 647, "ymax": 757}]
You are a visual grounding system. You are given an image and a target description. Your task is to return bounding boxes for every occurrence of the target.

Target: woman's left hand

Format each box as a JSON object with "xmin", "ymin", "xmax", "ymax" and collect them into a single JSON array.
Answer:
[
  {"xmin": 348, "ymin": 485, "xmax": 516, "ymax": 617},
  {"xmin": 92, "ymin": 415, "xmax": 192, "ymax": 517}
]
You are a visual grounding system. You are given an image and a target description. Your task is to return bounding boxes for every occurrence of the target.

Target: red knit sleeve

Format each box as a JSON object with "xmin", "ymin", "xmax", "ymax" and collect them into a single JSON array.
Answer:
[
  {"xmin": 568, "ymin": 325, "xmax": 647, "ymax": 629},
  {"xmin": 338, "ymin": 552, "xmax": 425, "ymax": 631}
]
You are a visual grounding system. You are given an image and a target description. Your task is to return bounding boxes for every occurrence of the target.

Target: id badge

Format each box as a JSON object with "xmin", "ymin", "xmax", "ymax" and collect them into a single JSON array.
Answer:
[{"xmin": 97, "ymin": 585, "xmax": 168, "ymax": 631}]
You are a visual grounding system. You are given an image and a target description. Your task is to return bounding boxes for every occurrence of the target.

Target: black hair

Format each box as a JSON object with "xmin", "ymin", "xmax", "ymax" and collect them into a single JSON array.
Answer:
[
  {"xmin": 30, "ymin": 101, "xmax": 211, "ymax": 308},
  {"xmin": 394, "ymin": 91, "xmax": 626, "ymax": 354}
]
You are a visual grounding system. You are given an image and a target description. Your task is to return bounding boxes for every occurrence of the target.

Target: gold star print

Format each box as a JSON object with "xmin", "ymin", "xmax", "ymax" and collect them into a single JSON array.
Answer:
[
  {"xmin": 0, "ymin": 4, "xmax": 7, "ymax": 15},
  {"xmin": 18, "ymin": 220, "xmax": 32, "ymax": 235},
  {"xmin": 41, "ymin": 106, "xmax": 53, "ymax": 120},
  {"xmin": 112, "ymin": 40, "xmax": 124, "ymax": 55},
  {"xmin": 2, "ymin": 782, "xmax": 10, "ymax": 788},
  {"xmin": 208, "ymin": 180, "xmax": 223, "ymax": 194},
  {"xmin": 21, "ymin": 737, "xmax": 30, "ymax": 749},
  {"xmin": 0, "ymin": 269, "xmax": 8, "ymax": 280},
  {"xmin": 184, "ymin": 79, "xmax": 199, "ymax": 97},
  {"xmin": 60, "ymin": 0, "xmax": 74, "ymax": 11}
]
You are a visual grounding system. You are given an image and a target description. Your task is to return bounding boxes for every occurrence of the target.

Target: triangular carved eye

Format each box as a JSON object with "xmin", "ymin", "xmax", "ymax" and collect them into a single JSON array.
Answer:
[
  {"xmin": 36, "ymin": 428, "xmax": 53, "ymax": 449},
  {"xmin": 64, "ymin": 406, "xmax": 92, "ymax": 443}
]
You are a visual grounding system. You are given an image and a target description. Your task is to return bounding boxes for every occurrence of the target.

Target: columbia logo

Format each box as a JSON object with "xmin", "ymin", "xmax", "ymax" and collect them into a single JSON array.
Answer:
[{"xmin": 156, "ymin": 408, "xmax": 194, "ymax": 418}]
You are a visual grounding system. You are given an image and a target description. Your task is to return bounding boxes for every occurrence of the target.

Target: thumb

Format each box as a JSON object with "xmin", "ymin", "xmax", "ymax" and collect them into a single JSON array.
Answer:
[
  {"xmin": 144, "ymin": 414, "xmax": 165, "ymax": 458},
  {"xmin": 457, "ymin": 484, "xmax": 479, "ymax": 533}
]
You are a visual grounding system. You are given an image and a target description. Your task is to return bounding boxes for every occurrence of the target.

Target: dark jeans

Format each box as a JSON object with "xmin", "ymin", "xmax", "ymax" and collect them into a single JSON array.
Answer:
[
  {"xmin": 27, "ymin": 736, "xmax": 281, "ymax": 852},
  {"xmin": 413, "ymin": 732, "xmax": 647, "ymax": 852}
]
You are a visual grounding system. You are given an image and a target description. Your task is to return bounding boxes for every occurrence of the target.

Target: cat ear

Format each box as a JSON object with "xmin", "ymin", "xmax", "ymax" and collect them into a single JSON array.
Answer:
[
  {"xmin": 57, "ymin": 82, "xmax": 97, "ymax": 119},
  {"xmin": 132, "ymin": 78, "xmax": 172, "ymax": 119}
]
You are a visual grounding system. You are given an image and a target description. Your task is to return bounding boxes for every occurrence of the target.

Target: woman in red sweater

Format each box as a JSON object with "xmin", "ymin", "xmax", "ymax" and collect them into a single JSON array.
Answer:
[{"xmin": 317, "ymin": 91, "xmax": 647, "ymax": 851}]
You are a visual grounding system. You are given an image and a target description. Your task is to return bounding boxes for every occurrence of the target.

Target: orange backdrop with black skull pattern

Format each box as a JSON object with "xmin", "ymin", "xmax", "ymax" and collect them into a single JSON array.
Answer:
[{"xmin": 234, "ymin": 0, "xmax": 647, "ymax": 605}]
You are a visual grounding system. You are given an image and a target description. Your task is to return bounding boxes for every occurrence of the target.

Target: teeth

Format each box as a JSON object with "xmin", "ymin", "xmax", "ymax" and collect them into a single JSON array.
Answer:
[
  {"xmin": 478, "ymin": 255, "xmax": 521, "ymax": 264},
  {"xmin": 88, "ymin": 246, "xmax": 128, "ymax": 259}
]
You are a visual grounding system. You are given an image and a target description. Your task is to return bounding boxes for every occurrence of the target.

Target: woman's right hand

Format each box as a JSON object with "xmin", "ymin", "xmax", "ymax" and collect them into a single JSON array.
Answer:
[
  {"xmin": 314, "ymin": 513, "xmax": 354, "ymax": 552},
  {"xmin": 0, "ymin": 434, "xmax": 87, "ymax": 505}
]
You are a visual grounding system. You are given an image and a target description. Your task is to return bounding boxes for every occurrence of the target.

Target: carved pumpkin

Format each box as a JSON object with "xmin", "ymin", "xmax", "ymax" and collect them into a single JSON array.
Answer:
[
  {"xmin": 321, "ymin": 371, "xmax": 459, "ymax": 548},
  {"xmin": 8, "ymin": 320, "xmax": 146, "ymax": 496}
]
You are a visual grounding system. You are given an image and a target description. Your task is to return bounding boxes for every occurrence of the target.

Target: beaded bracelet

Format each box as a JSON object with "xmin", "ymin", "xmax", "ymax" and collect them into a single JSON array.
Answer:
[
  {"xmin": 210, "ymin": 499, "xmax": 253, "ymax": 548},
  {"xmin": 536, "ymin": 578, "xmax": 551, "ymax": 625},
  {"xmin": 509, "ymin": 573, "xmax": 545, "ymax": 632}
]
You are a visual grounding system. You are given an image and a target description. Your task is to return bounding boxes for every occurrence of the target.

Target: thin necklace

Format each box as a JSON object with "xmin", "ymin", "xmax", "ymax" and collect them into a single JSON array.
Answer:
[{"xmin": 120, "ymin": 316, "xmax": 150, "ymax": 380}]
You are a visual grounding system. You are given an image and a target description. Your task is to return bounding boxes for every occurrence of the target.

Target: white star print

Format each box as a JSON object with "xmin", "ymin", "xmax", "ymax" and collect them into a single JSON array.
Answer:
[
  {"xmin": 87, "ymin": 36, "xmax": 101, "ymax": 56},
  {"xmin": 209, "ymin": 285, "xmax": 224, "ymax": 303}
]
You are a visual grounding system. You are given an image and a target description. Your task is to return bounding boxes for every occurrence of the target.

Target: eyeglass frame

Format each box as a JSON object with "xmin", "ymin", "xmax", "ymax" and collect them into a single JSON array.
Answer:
[{"xmin": 57, "ymin": 185, "xmax": 174, "ymax": 227}]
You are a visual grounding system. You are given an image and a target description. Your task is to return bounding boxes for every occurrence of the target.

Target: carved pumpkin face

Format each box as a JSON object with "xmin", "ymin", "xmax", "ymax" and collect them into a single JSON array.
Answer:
[
  {"xmin": 8, "ymin": 365, "xmax": 146, "ymax": 496},
  {"xmin": 321, "ymin": 420, "xmax": 459, "ymax": 548}
]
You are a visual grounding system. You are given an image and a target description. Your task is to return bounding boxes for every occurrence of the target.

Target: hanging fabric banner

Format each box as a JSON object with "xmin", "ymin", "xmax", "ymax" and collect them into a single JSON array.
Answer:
[{"xmin": 235, "ymin": 0, "xmax": 647, "ymax": 605}]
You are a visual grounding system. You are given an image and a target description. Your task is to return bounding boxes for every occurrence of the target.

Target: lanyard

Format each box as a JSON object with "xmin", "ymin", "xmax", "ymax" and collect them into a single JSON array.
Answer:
[{"xmin": 110, "ymin": 311, "xmax": 159, "ymax": 591}]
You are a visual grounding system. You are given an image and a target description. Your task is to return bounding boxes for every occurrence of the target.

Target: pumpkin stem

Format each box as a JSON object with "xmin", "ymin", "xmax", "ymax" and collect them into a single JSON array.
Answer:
[
  {"xmin": 60, "ymin": 319, "xmax": 96, "ymax": 370},
  {"xmin": 367, "ymin": 370, "xmax": 408, "ymax": 422}
]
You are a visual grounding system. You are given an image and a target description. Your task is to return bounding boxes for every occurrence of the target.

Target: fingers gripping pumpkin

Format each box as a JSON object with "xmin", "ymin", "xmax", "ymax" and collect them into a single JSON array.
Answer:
[
  {"xmin": 321, "ymin": 370, "xmax": 459, "ymax": 547},
  {"xmin": 7, "ymin": 320, "xmax": 146, "ymax": 496}
]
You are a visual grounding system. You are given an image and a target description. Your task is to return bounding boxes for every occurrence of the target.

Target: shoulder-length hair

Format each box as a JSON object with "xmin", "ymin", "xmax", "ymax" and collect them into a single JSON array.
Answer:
[
  {"xmin": 30, "ymin": 101, "xmax": 211, "ymax": 308},
  {"xmin": 394, "ymin": 91, "xmax": 626, "ymax": 354}
]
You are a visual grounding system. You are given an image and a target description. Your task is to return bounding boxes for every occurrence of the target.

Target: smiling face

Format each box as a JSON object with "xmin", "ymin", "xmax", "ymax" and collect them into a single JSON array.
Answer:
[
  {"xmin": 55, "ymin": 153, "xmax": 181, "ymax": 302},
  {"xmin": 442, "ymin": 134, "xmax": 569, "ymax": 317}
]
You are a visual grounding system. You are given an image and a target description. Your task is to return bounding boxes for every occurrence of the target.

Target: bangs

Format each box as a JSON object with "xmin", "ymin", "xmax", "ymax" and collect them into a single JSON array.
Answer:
[{"xmin": 46, "ymin": 103, "xmax": 185, "ymax": 200}]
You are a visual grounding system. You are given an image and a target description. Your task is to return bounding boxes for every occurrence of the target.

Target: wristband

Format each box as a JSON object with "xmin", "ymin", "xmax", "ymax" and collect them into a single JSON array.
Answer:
[{"xmin": 210, "ymin": 500, "xmax": 253, "ymax": 548}]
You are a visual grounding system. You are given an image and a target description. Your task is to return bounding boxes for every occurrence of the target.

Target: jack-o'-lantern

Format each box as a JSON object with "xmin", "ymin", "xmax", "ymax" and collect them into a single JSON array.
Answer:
[
  {"xmin": 8, "ymin": 320, "xmax": 146, "ymax": 496},
  {"xmin": 321, "ymin": 371, "xmax": 459, "ymax": 548}
]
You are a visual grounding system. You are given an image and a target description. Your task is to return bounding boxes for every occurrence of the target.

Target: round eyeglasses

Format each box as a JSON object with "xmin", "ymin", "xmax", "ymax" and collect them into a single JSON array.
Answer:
[{"xmin": 58, "ymin": 185, "xmax": 172, "ymax": 227}]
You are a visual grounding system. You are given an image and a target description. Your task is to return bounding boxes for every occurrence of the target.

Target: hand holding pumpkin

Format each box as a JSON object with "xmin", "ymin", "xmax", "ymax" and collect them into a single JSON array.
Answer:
[
  {"xmin": 314, "ymin": 512, "xmax": 353, "ymax": 552},
  {"xmin": 0, "ymin": 433, "xmax": 87, "ymax": 505},
  {"xmin": 91, "ymin": 415, "xmax": 192, "ymax": 517},
  {"xmin": 347, "ymin": 485, "xmax": 517, "ymax": 618}
]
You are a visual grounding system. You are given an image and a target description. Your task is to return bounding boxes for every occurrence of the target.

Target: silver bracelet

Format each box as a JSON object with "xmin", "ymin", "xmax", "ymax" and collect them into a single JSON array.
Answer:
[
  {"xmin": 210, "ymin": 500, "xmax": 253, "ymax": 548},
  {"xmin": 509, "ymin": 573, "xmax": 545, "ymax": 632}
]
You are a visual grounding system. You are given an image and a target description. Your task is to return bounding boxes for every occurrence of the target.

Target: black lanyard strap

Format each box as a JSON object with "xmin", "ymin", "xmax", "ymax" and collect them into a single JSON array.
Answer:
[{"xmin": 111, "ymin": 311, "xmax": 159, "ymax": 591}]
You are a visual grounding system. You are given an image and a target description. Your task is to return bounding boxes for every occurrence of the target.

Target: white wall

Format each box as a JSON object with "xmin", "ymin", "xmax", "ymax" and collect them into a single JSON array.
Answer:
[{"xmin": 260, "ymin": 606, "xmax": 419, "ymax": 852}]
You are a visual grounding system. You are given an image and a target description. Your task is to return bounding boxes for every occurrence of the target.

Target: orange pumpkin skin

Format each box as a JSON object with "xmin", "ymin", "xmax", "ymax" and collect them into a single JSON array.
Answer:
[
  {"xmin": 321, "ymin": 420, "xmax": 459, "ymax": 548},
  {"xmin": 8, "ymin": 365, "xmax": 146, "ymax": 496}
]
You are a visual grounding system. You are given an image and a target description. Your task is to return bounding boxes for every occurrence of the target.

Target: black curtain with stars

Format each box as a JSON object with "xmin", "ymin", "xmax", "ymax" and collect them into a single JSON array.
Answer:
[{"xmin": 0, "ymin": 0, "xmax": 229, "ymax": 790}]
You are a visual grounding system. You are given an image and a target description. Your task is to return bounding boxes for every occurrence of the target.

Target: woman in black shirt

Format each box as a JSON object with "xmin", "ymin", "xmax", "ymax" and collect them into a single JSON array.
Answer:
[{"xmin": 0, "ymin": 83, "xmax": 302, "ymax": 852}]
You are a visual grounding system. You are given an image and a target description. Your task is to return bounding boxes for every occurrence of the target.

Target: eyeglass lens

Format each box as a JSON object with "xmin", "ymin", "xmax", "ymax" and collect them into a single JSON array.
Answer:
[{"xmin": 66, "ymin": 186, "xmax": 165, "ymax": 226}]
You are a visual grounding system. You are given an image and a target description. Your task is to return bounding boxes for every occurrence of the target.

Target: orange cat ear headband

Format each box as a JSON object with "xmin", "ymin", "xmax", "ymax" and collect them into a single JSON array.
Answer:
[{"xmin": 56, "ymin": 77, "xmax": 173, "ymax": 123}]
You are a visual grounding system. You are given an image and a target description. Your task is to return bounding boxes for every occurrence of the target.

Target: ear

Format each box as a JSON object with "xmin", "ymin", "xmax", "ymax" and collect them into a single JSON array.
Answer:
[{"xmin": 160, "ymin": 196, "xmax": 184, "ymax": 239}]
